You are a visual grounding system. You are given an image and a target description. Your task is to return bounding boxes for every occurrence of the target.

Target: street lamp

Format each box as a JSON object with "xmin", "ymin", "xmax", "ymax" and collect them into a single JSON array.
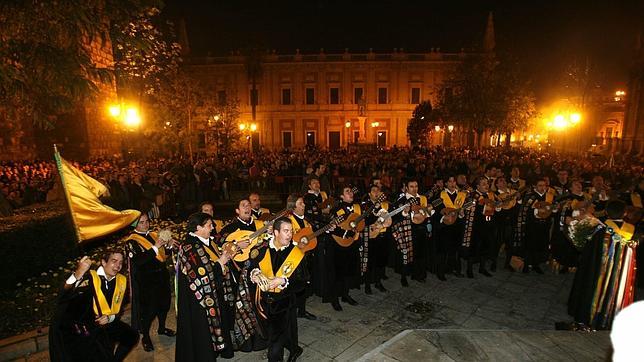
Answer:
[
  {"xmin": 239, "ymin": 122, "xmax": 258, "ymax": 151},
  {"xmin": 448, "ymin": 125, "xmax": 454, "ymax": 132}
]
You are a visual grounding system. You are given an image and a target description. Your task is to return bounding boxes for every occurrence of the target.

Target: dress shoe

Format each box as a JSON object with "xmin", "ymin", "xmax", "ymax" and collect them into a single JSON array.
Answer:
[
  {"xmin": 297, "ymin": 311, "xmax": 317, "ymax": 320},
  {"xmin": 157, "ymin": 328, "xmax": 176, "ymax": 337},
  {"xmin": 534, "ymin": 265, "xmax": 544, "ymax": 274},
  {"xmin": 453, "ymin": 270, "xmax": 464, "ymax": 278},
  {"xmin": 523, "ymin": 266, "xmax": 530, "ymax": 274},
  {"xmin": 490, "ymin": 262, "xmax": 497, "ymax": 272},
  {"xmin": 341, "ymin": 295, "xmax": 358, "ymax": 306},
  {"xmin": 437, "ymin": 274, "xmax": 447, "ymax": 282},
  {"xmin": 331, "ymin": 301, "xmax": 343, "ymax": 311},
  {"xmin": 411, "ymin": 276, "xmax": 426, "ymax": 283},
  {"xmin": 375, "ymin": 282, "xmax": 387, "ymax": 292},
  {"xmin": 382, "ymin": 274, "xmax": 389, "ymax": 280},
  {"xmin": 364, "ymin": 284, "xmax": 373, "ymax": 295},
  {"xmin": 142, "ymin": 337, "xmax": 154, "ymax": 352},
  {"xmin": 467, "ymin": 269, "xmax": 474, "ymax": 279},
  {"xmin": 479, "ymin": 269, "xmax": 492, "ymax": 277},
  {"xmin": 401, "ymin": 276, "xmax": 409, "ymax": 287},
  {"xmin": 288, "ymin": 346, "xmax": 304, "ymax": 362}
]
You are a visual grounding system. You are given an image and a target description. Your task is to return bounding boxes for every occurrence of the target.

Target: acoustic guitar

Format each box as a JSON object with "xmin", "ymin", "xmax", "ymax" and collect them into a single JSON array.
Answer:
[
  {"xmin": 224, "ymin": 208, "xmax": 291, "ymax": 261},
  {"xmin": 367, "ymin": 199, "xmax": 418, "ymax": 238},
  {"xmin": 333, "ymin": 194, "xmax": 386, "ymax": 247},
  {"xmin": 441, "ymin": 200, "xmax": 476, "ymax": 225},
  {"xmin": 292, "ymin": 214, "xmax": 345, "ymax": 252}
]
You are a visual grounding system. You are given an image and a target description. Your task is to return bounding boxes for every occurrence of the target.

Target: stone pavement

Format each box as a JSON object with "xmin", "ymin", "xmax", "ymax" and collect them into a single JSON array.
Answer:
[
  {"xmin": 357, "ymin": 329, "xmax": 611, "ymax": 361},
  {"xmin": 10, "ymin": 264, "xmax": 617, "ymax": 361}
]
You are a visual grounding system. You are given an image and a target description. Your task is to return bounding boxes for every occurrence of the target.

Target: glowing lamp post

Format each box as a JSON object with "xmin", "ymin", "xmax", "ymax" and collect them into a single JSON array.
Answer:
[{"xmin": 239, "ymin": 122, "xmax": 258, "ymax": 151}]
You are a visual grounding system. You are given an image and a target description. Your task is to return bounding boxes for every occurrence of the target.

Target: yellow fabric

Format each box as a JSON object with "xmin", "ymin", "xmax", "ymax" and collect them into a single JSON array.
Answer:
[
  {"xmin": 419, "ymin": 195, "xmax": 428, "ymax": 208},
  {"xmin": 545, "ymin": 191, "xmax": 555, "ymax": 204},
  {"xmin": 89, "ymin": 270, "xmax": 127, "ymax": 316},
  {"xmin": 321, "ymin": 191, "xmax": 328, "ymax": 200},
  {"xmin": 54, "ymin": 152, "xmax": 140, "ymax": 242},
  {"xmin": 353, "ymin": 203, "xmax": 362, "ymax": 215},
  {"xmin": 127, "ymin": 232, "xmax": 166, "ymax": 263},
  {"xmin": 203, "ymin": 244, "xmax": 219, "ymax": 262},
  {"xmin": 289, "ymin": 215, "xmax": 310, "ymax": 234},
  {"xmin": 214, "ymin": 220, "xmax": 224, "ymax": 233},
  {"xmin": 605, "ymin": 220, "xmax": 635, "ymax": 241},
  {"xmin": 632, "ymin": 193, "xmax": 642, "ymax": 208},
  {"xmin": 440, "ymin": 191, "xmax": 467, "ymax": 209},
  {"xmin": 258, "ymin": 246, "xmax": 305, "ymax": 293}
]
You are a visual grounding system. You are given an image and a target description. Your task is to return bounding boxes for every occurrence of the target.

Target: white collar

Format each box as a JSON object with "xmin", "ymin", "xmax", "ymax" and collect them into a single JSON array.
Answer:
[
  {"xmin": 189, "ymin": 232, "xmax": 211, "ymax": 246},
  {"xmin": 134, "ymin": 230, "xmax": 149, "ymax": 236},
  {"xmin": 445, "ymin": 188, "xmax": 457, "ymax": 195},
  {"xmin": 269, "ymin": 237, "xmax": 289, "ymax": 251},
  {"xmin": 405, "ymin": 192, "xmax": 418, "ymax": 199},
  {"xmin": 510, "ymin": 177, "xmax": 520, "ymax": 182},
  {"xmin": 96, "ymin": 266, "xmax": 116, "ymax": 282},
  {"xmin": 535, "ymin": 190, "xmax": 545, "ymax": 197},
  {"xmin": 308, "ymin": 190, "xmax": 320, "ymax": 196},
  {"xmin": 237, "ymin": 217, "xmax": 253, "ymax": 226},
  {"xmin": 293, "ymin": 213, "xmax": 305, "ymax": 220}
]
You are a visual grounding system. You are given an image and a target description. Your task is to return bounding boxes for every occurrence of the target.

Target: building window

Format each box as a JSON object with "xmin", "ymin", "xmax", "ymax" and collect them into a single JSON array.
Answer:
[
  {"xmin": 306, "ymin": 131, "xmax": 316, "ymax": 147},
  {"xmin": 329, "ymin": 87, "xmax": 340, "ymax": 104},
  {"xmin": 354, "ymin": 87, "xmax": 364, "ymax": 104},
  {"xmin": 249, "ymin": 89, "xmax": 259, "ymax": 106},
  {"xmin": 217, "ymin": 90, "xmax": 227, "ymax": 105},
  {"xmin": 377, "ymin": 87, "xmax": 388, "ymax": 104},
  {"xmin": 281, "ymin": 88, "xmax": 291, "ymax": 105},
  {"xmin": 282, "ymin": 131, "xmax": 292, "ymax": 148},
  {"xmin": 410, "ymin": 87, "xmax": 421, "ymax": 104},
  {"xmin": 305, "ymin": 88, "xmax": 315, "ymax": 105}
]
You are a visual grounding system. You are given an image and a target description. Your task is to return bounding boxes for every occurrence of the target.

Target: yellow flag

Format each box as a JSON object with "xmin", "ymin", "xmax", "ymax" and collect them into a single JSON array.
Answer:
[{"xmin": 54, "ymin": 151, "xmax": 140, "ymax": 242}]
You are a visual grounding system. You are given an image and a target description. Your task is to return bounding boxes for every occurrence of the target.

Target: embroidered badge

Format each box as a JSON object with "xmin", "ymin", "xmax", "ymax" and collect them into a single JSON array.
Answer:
[
  {"xmin": 198, "ymin": 267, "xmax": 206, "ymax": 276},
  {"xmin": 250, "ymin": 249, "xmax": 259, "ymax": 259},
  {"xmin": 205, "ymin": 297, "xmax": 214, "ymax": 306}
]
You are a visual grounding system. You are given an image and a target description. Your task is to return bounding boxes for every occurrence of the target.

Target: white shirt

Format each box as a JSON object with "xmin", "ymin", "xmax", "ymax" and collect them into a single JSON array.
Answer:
[{"xmin": 189, "ymin": 232, "xmax": 211, "ymax": 246}]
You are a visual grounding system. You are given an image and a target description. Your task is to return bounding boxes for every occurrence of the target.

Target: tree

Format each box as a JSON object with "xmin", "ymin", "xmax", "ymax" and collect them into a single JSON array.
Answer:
[
  {"xmin": 437, "ymin": 55, "xmax": 538, "ymax": 147},
  {"xmin": 203, "ymin": 90, "xmax": 243, "ymax": 153},
  {"xmin": 0, "ymin": 0, "xmax": 180, "ymax": 155},
  {"xmin": 147, "ymin": 70, "xmax": 201, "ymax": 158},
  {"xmin": 407, "ymin": 101, "xmax": 433, "ymax": 147}
]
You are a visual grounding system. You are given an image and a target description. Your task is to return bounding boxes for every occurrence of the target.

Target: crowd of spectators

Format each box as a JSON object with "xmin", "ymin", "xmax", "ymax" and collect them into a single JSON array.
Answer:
[{"xmin": 1, "ymin": 146, "xmax": 642, "ymax": 218}]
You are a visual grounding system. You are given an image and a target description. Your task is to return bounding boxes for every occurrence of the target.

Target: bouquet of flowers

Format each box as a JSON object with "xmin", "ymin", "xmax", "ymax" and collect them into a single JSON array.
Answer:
[{"xmin": 568, "ymin": 216, "xmax": 601, "ymax": 250}]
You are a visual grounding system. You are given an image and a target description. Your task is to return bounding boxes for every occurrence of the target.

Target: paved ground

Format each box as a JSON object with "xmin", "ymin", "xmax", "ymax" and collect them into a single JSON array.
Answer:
[
  {"xmin": 125, "ymin": 263, "xmax": 586, "ymax": 361},
  {"xmin": 17, "ymin": 262, "xmax": 622, "ymax": 361}
]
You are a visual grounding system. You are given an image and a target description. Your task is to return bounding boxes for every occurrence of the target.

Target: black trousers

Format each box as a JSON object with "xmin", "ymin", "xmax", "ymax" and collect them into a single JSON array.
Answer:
[
  {"xmin": 138, "ymin": 272, "xmax": 171, "ymax": 338},
  {"xmin": 411, "ymin": 226, "xmax": 429, "ymax": 280},
  {"xmin": 267, "ymin": 302, "xmax": 298, "ymax": 362},
  {"xmin": 105, "ymin": 320, "xmax": 140, "ymax": 361},
  {"xmin": 366, "ymin": 234, "xmax": 388, "ymax": 284},
  {"xmin": 525, "ymin": 219, "xmax": 551, "ymax": 266}
]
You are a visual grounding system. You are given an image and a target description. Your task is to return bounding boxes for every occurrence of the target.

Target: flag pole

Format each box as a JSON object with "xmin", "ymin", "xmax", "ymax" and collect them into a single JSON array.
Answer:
[{"xmin": 53, "ymin": 144, "xmax": 82, "ymax": 244}]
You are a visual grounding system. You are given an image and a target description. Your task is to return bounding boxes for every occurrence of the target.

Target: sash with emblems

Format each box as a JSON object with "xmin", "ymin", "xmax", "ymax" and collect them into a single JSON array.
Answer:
[
  {"xmin": 89, "ymin": 270, "xmax": 127, "ymax": 316},
  {"xmin": 258, "ymin": 246, "xmax": 305, "ymax": 293},
  {"xmin": 127, "ymin": 232, "xmax": 166, "ymax": 263},
  {"xmin": 289, "ymin": 214, "xmax": 311, "ymax": 234}
]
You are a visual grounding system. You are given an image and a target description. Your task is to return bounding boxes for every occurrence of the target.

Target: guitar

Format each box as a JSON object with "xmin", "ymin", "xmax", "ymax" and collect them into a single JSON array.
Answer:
[
  {"xmin": 224, "ymin": 208, "xmax": 291, "ymax": 261},
  {"xmin": 292, "ymin": 214, "xmax": 345, "ymax": 252},
  {"xmin": 532, "ymin": 193, "xmax": 570, "ymax": 219},
  {"xmin": 368, "ymin": 199, "xmax": 418, "ymax": 238},
  {"xmin": 318, "ymin": 186, "xmax": 359, "ymax": 213},
  {"xmin": 333, "ymin": 193, "xmax": 386, "ymax": 247},
  {"xmin": 411, "ymin": 197, "xmax": 445, "ymax": 224},
  {"xmin": 441, "ymin": 200, "xmax": 476, "ymax": 225},
  {"xmin": 496, "ymin": 186, "xmax": 527, "ymax": 210},
  {"xmin": 481, "ymin": 187, "xmax": 526, "ymax": 216}
]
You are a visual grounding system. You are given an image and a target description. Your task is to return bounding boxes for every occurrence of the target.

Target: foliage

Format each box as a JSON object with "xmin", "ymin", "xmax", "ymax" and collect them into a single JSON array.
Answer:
[
  {"xmin": 0, "ymin": 0, "xmax": 181, "ymax": 144},
  {"xmin": 204, "ymin": 93, "xmax": 244, "ymax": 152},
  {"xmin": 110, "ymin": 3, "xmax": 182, "ymax": 97},
  {"xmin": 146, "ymin": 70, "xmax": 201, "ymax": 154},
  {"xmin": 407, "ymin": 101, "xmax": 434, "ymax": 147},
  {"xmin": 0, "ymin": 0, "xmax": 113, "ymax": 130},
  {"xmin": 568, "ymin": 217, "xmax": 601, "ymax": 250},
  {"xmin": 436, "ymin": 55, "xmax": 538, "ymax": 146}
]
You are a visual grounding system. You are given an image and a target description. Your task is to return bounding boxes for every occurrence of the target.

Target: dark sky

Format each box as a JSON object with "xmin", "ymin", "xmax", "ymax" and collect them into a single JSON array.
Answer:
[{"xmin": 165, "ymin": 0, "xmax": 643, "ymax": 103}]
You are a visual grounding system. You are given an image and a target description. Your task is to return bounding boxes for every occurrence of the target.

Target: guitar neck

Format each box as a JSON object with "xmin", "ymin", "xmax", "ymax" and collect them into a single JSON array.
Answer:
[{"xmin": 249, "ymin": 209, "xmax": 290, "ymax": 239}]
